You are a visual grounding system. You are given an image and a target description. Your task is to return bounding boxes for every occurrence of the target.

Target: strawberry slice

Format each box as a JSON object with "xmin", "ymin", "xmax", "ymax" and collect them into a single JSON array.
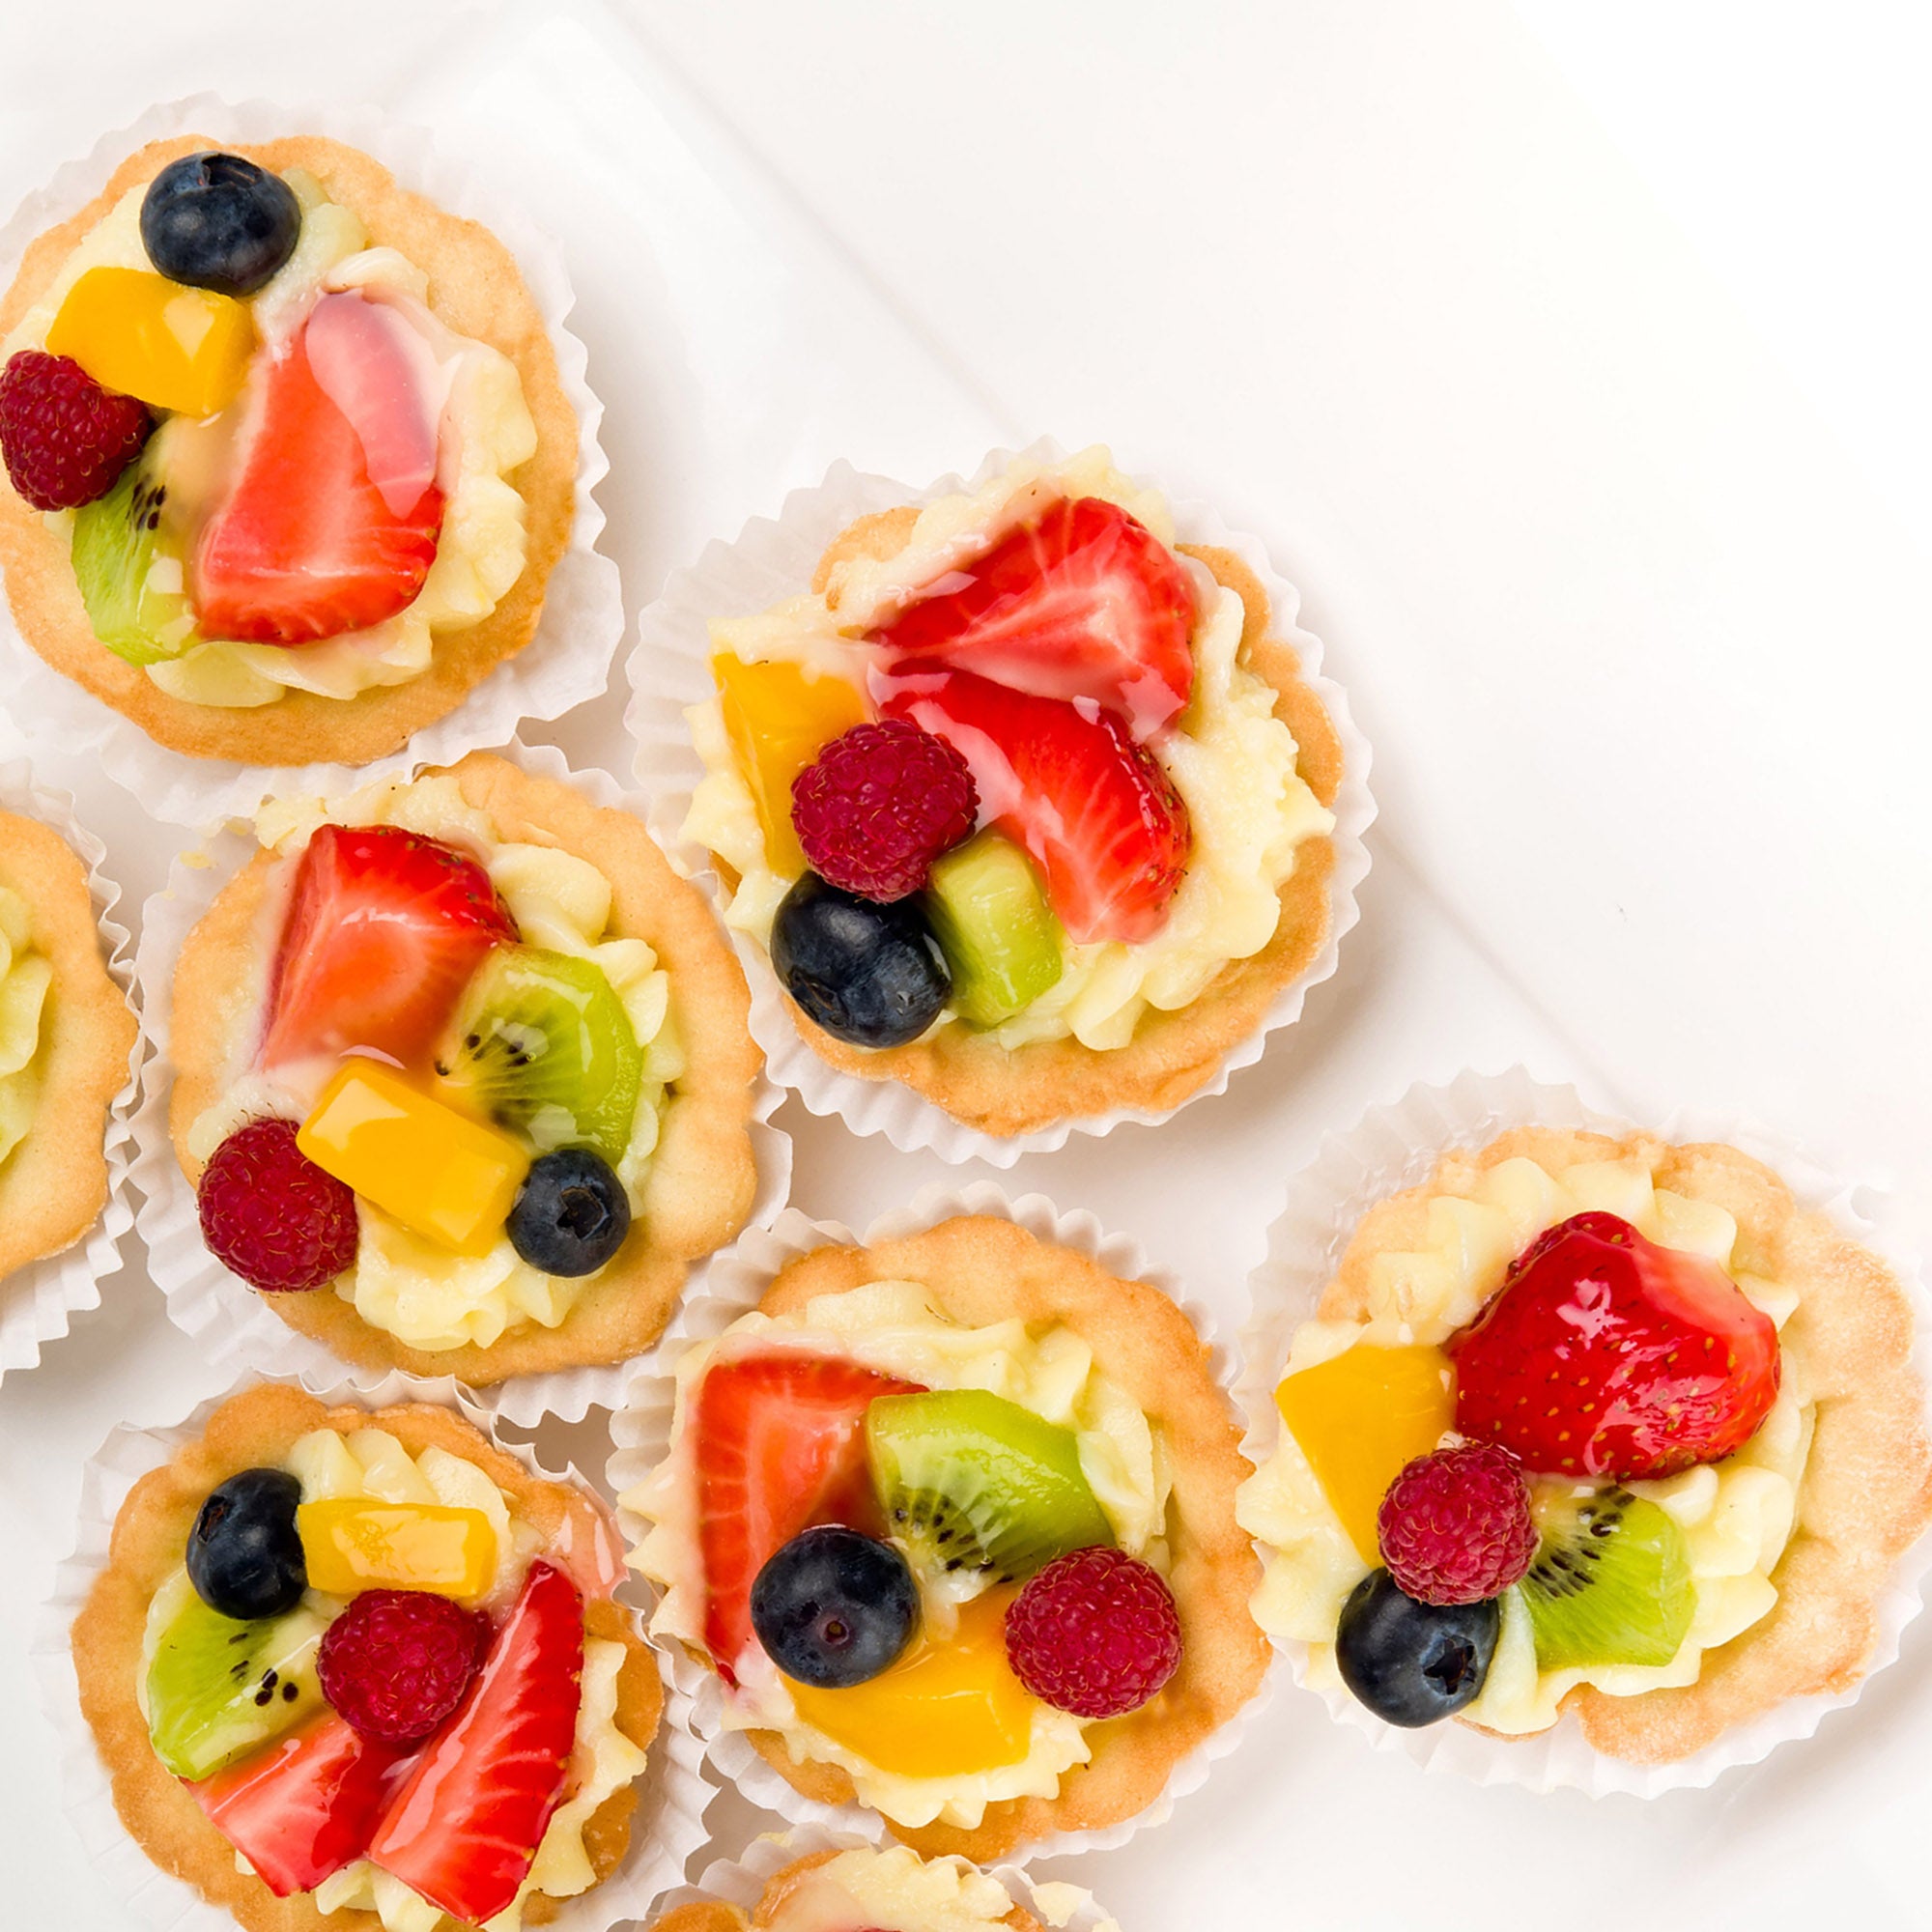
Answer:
[
  {"xmin": 367, "ymin": 1559, "xmax": 584, "ymax": 1928},
  {"xmin": 1448, "ymin": 1210, "xmax": 1782, "ymax": 1482},
  {"xmin": 869, "ymin": 496, "xmax": 1198, "ymax": 737},
  {"xmin": 261, "ymin": 822, "xmax": 518, "ymax": 1072},
  {"xmin": 695, "ymin": 1352, "xmax": 925, "ymax": 1685},
  {"xmin": 191, "ymin": 290, "xmax": 443, "ymax": 645},
  {"xmin": 184, "ymin": 1712, "xmax": 410, "ymax": 1898},
  {"xmin": 878, "ymin": 662, "xmax": 1192, "ymax": 944}
]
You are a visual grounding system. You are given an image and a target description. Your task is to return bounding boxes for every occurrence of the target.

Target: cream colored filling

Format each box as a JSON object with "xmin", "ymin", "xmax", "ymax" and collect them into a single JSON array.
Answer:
[
  {"xmin": 681, "ymin": 446, "xmax": 1334, "ymax": 1051},
  {"xmin": 185, "ymin": 777, "xmax": 685, "ymax": 1351},
  {"xmin": 7, "ymin": 169, "xmax": 537, "ymax": 708},
  {"xmin": 0, "ymin": 885, "xmax": 49, "ymax": 1170},
  {"xmin": 622, "ymin": 1280, "xmax": 1172, "ymax": 1831},
  {"xmin": 1236, "ymin": 1153, "xmax": 1813, "ymax": 1735},
  {"xmin": 761, "ymin": 1845, "xmax": 1024, "ymax": 1932}
]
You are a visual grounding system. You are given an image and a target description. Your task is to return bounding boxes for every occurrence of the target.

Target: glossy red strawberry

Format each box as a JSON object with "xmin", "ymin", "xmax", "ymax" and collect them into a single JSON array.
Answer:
[
  {"xmin": 367, "ymin": 1560, "xmax": 583, "ymax": 1928},
  {"xmin": 870, "ymin": 496, "xmax": 1197, "ymax": 737},
  {"xmin": 1447, "ymin": 1210, "xmax": 1781, "ymax": 1481},
  {"xmin": 695, "ymin": 1351, "xmax": 925, "ymax": 1684},
  {"xmin": 260, "ymin": 822, "xmax": 518, "ymax": 1072},
  {"xmin": 191, "ymin": 290, "xmax": 443, "ymax": 644},
  {"xmin": 184, "ymin": 1712, "xmax": 409, "ymax": 1898},
  {"xmin": 878, "ymin": 662, "xmax": 1192, "ymax": 944}
]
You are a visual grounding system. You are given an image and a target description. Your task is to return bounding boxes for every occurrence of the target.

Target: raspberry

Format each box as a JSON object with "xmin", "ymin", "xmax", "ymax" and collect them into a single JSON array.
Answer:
[
  {"xmin": 1377, "ymin": 1442, "xmax": 1537, "ymax": 1606},
  {"xmin": 197, "ymin": 1118, "xmax": 359, "ymax": 1293},
  {"xmin": 0, "ymin": 350, "xmax": 150, "ymax": 511},
  {"xmin": 317, "ymin": 1589, "xmax": 491, "ymax": 1746},
  {"xmin": 1004, "ymin": 1547, "xmax": 1181, "ymax": 1719},
  {"xmin": 791, "ymin": 719, "xmax": 979, "ymax": 901}
]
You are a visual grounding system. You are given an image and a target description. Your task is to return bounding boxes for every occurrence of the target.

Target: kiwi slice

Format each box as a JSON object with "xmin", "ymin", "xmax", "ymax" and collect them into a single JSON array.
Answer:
[
  {"xmin": 1520, "ymin": 1483, "xmax": 1694, "ymax": 1671},
  {"xmin": 71, "ymin": 430, "xmax": 202, "ymax": 668},
  {"xmin": 924, "ymin": 832, "xmax": 1065, "ymax": 1027},
  {"xmin": 866, "ymin": 1388, "xmax": 1116, "ymax": 1587},
  {"xmin": 440, "ymin": 945, "xmax": 643, "ymax": 1164},
  {"xmin": 145, "ymin": 1580, "xmax": 327, "ymax": 1780}
]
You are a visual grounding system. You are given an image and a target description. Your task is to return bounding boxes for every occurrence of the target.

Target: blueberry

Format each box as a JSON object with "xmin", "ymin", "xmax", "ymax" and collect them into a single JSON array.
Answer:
[
  {"xmin": 140, "ymin": 153, "xmax": 300, "ymax": 297},
  {"xmin": 507, "ymin": 1149, "xmax": 632, "ymax": 1277},
  {"xmin": 751, "ymin": 1526, "xmax": 921, "ymax": 1689},
  {"xmin": 1335, "ymin": 1569, "xmax": 1499, "ymax": 1727},
  {"xmin": 186, "ymin": 1468, "xmax": 306, "ymax": 1620},
  {"xmin": 771, "ymin": 871, "xmax": 950, "ymax": 1049}
]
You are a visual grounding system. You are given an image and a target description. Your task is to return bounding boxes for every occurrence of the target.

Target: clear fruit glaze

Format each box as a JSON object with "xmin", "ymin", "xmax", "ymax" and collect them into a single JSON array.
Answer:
[
  {"xmin": 622, "ymin": 1280, "xmax": 1178, "ymax": 1830},
  {"xmin": 0, "ymin": 885, "xmax": 50, "ymax": 1167},
  {"xmin": 3, "ymin": 162, "xmax": 535, "ymax": 706},
  {"xmin": 683, "ymin": 446, "xmax": 1333, "ymax": 1053},
  {"xmin": 1237, "ymin": 1151, "xmax": 1810, "ymax": 1733},
  {"xmin": 188, "ymin": 775, "xmax": 680, "ymax": 1349}
]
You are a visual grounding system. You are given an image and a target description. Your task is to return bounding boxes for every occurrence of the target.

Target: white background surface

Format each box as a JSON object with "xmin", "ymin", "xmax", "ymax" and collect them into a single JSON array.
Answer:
[{"xmin": 3, "ymin": 3, "xmax": 1930, "ymax": 1927}]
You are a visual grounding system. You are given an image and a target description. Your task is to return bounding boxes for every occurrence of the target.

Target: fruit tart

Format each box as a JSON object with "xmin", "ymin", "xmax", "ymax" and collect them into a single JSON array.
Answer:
[
  {"xmin": 0, "ymin": 798, "xmax": 136, "ymax": 1284},
  {"xmin": 0, "ymin": 134, "xmax": 577, "ymax": 765},
  {"xmin": 1238, "ymin": 1125, "xmax": 1932, "ymax": 1764},
  {"xmin": 675, "ymin": 445, "xmax": 1352, "ymax": 1141},
  {"xmin": 620, "ymin": 1212, "xmax": 1268, "ymax": 1860},
  {"xmin": 72, "ymin": 1383, "xmax": 664, "ymax": 1932},
  {"xmin": 161, "ymin": 752, "xmax": 763, "ymax": 1385}
]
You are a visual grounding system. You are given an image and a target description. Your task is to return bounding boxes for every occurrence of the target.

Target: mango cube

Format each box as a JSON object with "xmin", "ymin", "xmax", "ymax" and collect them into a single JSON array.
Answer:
[
  {"xmin": 297, "ymin": 1060, "xmax": 527, "ymax": 1257},
  {"xmin": 298, "ymin": 1497, "xmax": 496, "ymax": 1599},
  {"xmin": 46, "ymin": 267, "xmax": 256, "ymax": 417}
]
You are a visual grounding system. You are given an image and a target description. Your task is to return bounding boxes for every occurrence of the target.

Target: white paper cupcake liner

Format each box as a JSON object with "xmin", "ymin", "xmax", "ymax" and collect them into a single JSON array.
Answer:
[
  {"xmin": 34, "ymin": 1367, "xmax": 712, "ymax": 1932},
  {"xmin": 660, "ymin": 1824, "xmax": 1121, "ymax": 1932},
  {"xmin": 623, "ymin": 439, "xmax": 1377, "ymax": 1166},
  {"xmin": 0, "ymin": 93, "xmax": 623, "ymax": 827},
  {"xmin": 0, "ymin": 756, "xmax": 141, "ymax": 1381},
  {"xmin": 1234, "ymin": 1065, "xmax": 1932, "ymax": 1798},
  {"xmin": 129, "ymin": 739, "xmax": 792, "ymax": 1428},
  {"xmin": 606, "ymin": 1180, "xmax": 1270, "ymax": 1861}
]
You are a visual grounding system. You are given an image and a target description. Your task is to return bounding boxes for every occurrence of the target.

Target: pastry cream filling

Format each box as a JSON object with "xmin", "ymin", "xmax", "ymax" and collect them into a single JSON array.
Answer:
[
  {"xmin": 139, "ymin": 1428, "xmax": 646, "ymax": 1932},
  {"xmin": 1236, "ymin": 1153, "xmax": 1814, "ymax": 1734},
  {"xmin": 624, "ymin": 1280, "xmax": 1173, "ymax": 1829},
  {"xmin": 682, "ymin": 446, "xmax": 1335, "ymax": 1052},
  {"xmin": 185, "ymin": 776, "xmax": 685, "ymax": 1350},
  {"xmin": 761, "ymin": 1845, "xmax": 1026, "ymax": 1932},
  {"xmin": 0, "ymin": 885, "xmax": 50, "ymax": 1169},
  {"xmin": 7, "ymin": 168, "xmax": 537, "ymax": 708}
]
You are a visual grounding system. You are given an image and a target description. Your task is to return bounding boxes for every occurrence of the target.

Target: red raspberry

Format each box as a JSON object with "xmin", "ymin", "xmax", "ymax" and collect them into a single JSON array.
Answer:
[
  {"xmin": 1003, "ymin": 1547, "xmax": 1181, "ymax": 1719},
  {"xmin": 0, "ymin": 351, "xmax": 151, "ymax": 511},
  {"xmin": 197, "ymin": 1118, "xmax": 359, "ymax": 1293},
  {"xmin": 1377, "ymin": 1442, "xmax": 1537, "ymax": 1606},
  {"xmin": 791, "ymin": 719, "xmax": 979, "ymax": 901},
  {"xmin": 318, "ymin": 1589, "xmax": 491, "ymax": 1747}
]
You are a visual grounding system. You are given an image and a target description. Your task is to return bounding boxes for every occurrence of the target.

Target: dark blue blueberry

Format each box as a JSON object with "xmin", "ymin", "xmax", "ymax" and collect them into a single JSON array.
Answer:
[
  {"xmin": 771, "ymin": 871, "xmax": 950, "ymax": 1049},
  {"xmin": 751, "ymin": 1526, "xmax": 921, "ymax": 1689},
  {"xmin": 1335, "ymin": 1569, "xmax": 1499, "ymax": 1727},
  {"xmin": 140, "ymin": 153, "xmax": 300, "ymax": 298},
  {"xmin": 186, "ymin": 1468, "xmax": 306, "ymax": 1620},
  {"xmin": 507, "ymin": 1148, "xmax": 631, "ymax": 1277}
]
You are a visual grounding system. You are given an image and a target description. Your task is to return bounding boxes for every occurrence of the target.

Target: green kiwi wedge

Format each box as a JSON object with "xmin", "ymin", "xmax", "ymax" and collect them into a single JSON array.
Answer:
[
  {"xmin": 924, "ymin": 832, "xmax": 1065, "ymax": 1027},
  {"xmin": 1520, "ymin": 1482, "xmax": 1694, "ymax": 1671},
  {"xmin": 440, "ymin": 945, "xmax": 642, "ymax": 1165},
  {"xmin": 71, "ymin": 429, "xmax": 202, "ymax": 668},
  {"xmin": 866, "ymin": 1388, "xmax": 1116, "ymax": 1588}
]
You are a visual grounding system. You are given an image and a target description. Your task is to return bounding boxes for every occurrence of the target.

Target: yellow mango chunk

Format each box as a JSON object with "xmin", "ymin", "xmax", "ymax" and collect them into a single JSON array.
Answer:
[
  {"xmin": 297, "ymin": 1060, "xmax": 528, "ymax": 1257},
  {"xmin": 712, "ymin": 653, "xmax": 868, "ymax": 874},
  {"xmin": 46, "ymin": 267, "xmax": 255, "ymax": 416},
  {"xmin": 298, "ymin": 1497, "xmax": 496, "ymax": 1599},
  {"xmin": 1276, "ymin": 1344, "xmax": 1456, "ymax": 1562},
  {"xmin": 787, "ymin": 1593, "xmax": 1035, "ymax": 1777}
]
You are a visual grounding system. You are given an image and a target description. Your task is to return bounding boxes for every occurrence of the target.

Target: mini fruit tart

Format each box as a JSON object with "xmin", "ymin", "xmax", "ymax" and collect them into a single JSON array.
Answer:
[
  {"xmin": 1238, "ymin": 1125, "xmax": 1932, "ymax": 1765},
  {"xmin": 72, "ymin": 1383, "xmax": 664, "ymax": 1932},
  {"xmin": 0, "ymin": 798, "xmax": 136, "ymax": 1284},
  {"xmin": 0, "ymin": 134, "xmax": 576, "ymax": 765},
  {"xmin": 619, "ymin": 1212, "xmax": 1267, "ymax": 1861},
  {"xmin": 676, "ymin": 445, "xmax": 1353, "ymax": 1140},
  {"xmin": 163, "ymin": 752, "xmax": 763, "ymax": 1385}
]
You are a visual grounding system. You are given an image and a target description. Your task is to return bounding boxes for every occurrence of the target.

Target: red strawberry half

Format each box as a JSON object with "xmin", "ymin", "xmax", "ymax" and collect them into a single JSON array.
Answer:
[
  {"xmin": 191, "ymin": 290, "xmax": 443, "ymax": 645},
  {"xmin": 878, "ymin": 662, "xmax": 1192, "ymax": 944},
  {"xmin": 870, "ymin": 496, "xmax": 1197, "ymax": 738},
  {"xmin": 1448, "ymin": 1210, "xmax": 1781, "ymax": 1482},
  {"xmin": 367, "ymin": 1559, "xmax": 584, "ymax": 1928},
  {"xmin": 184, "ymin": 1712, "xmax": 410, "ymax": 1898},
  {"xmin": 260, "ymin": 822, "xmax": 518, "ymax": 1073},
  {"xmin": 695, "ymin": 1351, "xmax": 925, "ymax": 1684}
]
